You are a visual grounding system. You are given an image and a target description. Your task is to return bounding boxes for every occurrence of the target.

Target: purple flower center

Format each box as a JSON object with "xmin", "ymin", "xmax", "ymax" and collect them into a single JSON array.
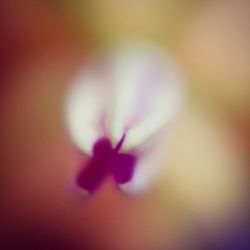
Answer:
[{"xmin": 76, "ymin": 134, "xmax": 137, "ymax": 193}]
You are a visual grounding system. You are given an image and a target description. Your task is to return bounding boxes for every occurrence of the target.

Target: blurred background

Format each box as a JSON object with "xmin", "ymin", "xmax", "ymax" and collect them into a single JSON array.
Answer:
[{"xmin": 0, "ymin": 0, "xmax": 249, "ymax": 249}]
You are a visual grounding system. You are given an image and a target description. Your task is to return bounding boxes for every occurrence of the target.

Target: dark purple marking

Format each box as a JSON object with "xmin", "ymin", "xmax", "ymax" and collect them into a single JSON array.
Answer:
[
  {"xmin": 76, "ymin": 134, "xmax": 137, "ymax": 194},
  {"xmin": 112, "ymin": 153, "xmax": 136, "ymax": 184}
]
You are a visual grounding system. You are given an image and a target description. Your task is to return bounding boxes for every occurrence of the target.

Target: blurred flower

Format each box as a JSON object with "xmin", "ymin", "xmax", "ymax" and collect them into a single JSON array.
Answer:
[{"xmin": 65, "ymin": 43, "xmax": 184, "ymax": 196}]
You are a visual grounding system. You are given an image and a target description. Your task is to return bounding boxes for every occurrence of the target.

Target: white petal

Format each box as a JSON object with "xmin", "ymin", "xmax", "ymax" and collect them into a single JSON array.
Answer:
[
  {"xmin": 65, "ymin": 66, "xmax": 106, "ymax": 154},
  {"xmin": 66, "ymin": 42, "xmax": 185, "ymax": 159},
  {"xmin": 105, "ymin": 43, "xmax": 185, "ymax": 150}
]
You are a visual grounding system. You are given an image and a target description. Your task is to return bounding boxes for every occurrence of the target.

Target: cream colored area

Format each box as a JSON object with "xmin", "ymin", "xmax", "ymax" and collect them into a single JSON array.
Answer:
[
  {"xmin": 65, "ymin": 67, "xmax": 106, "ymax": 154},
  {"xmin": 181, "ymin": 0, "xmax": 250, "ymax": 116},
  {"xmin": 160, "ymin": 103, "xmax": 247, "ymax": 228}
]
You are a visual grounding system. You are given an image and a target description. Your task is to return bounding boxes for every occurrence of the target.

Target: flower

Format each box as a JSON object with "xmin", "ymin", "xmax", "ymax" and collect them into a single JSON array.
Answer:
[{"xmin": 65, "ymin": 43, "xmax": 184, "ymax": 195}]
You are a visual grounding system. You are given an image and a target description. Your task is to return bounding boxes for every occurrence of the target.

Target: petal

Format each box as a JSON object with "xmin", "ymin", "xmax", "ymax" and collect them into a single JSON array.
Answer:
[
  {"xmin": 93, "ymin": 137, "xmax": 112, "ymax": 156},
  {"xmin": 118, "ymin": 136, "xmax": 166, "ymax": 195},
  {"xmin": 112, "ymin": 152, "xmax": 137, "ymax": 184},
  {"xmin": 65, "ymin": 65, "xmax": 107, "ymax": 154},
  {"xmin": 76, "ymin": 138, "xmax": 113, "ymax": 193},
  {"xmin": 76, "ymin": 158, "xmax": 107, "ymax": 194},
  {"xmin": 66, "ymin": 43, "xmax": 185, "ymax": 160},
  {"xmin": 105, "ymin": 43, "xmax": 185, "ymax": 150}
]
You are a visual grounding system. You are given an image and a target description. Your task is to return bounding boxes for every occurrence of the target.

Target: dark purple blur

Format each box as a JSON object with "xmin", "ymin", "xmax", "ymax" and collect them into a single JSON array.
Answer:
[{"xmin": 76, "ymin": 135, "xmax": 137, "ymax": 193}]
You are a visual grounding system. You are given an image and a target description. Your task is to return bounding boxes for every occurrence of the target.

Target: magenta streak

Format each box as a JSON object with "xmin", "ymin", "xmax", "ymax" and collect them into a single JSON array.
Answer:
[{"xmin": 114, "ymin": 133, "xmax": 126, "ymax": 152}]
